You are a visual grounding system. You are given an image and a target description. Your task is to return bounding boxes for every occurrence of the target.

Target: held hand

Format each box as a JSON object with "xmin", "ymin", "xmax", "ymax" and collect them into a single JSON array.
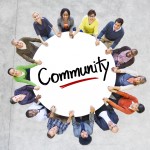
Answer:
[
  {"xmin": 50, "ymin": 105, "xmax": 56, "ymax": 113},
  {"xmin": 36, "ymin": 94, "xmax": 41, "ymax": 100},
  {"xmin": 34, "ymin": 86, "xmax": 40, "ymax": 90},
  {"xmin": 107, "ymin": 86, "xmax": 114, "ymax": 92},
  {"xmin": 103, "ymin": 97, "xmax": 109, "ymax": 103},
  {"xmin": 90, "ymin": 106, "xmax": 95, "ymax": 113},
  {"xmin": 57, "ymin": 32, "xmax": 61, "ymax": 37},
  {"xmin": 35, "ymin": 60, "xmax": 42, "ymax": 65},
  {"xmin": 107, "ymin": 86, "xmax": 118, "ymax": 93},
  {"xmin": 95, "ymin": 40, "xmax": 100, "ymax": 46},
  {"xmin": 69, "ymin": 111, "xmax": 74, "ymax": 117},
  {"xmin": 71, "ymin": 33, "xmax": 75, "ymax": 39},
  {"xmin": 105, "ymin": 49, "xmax": 112, "ymax": 55},
  {"xmin": 42, "ymin": 42, "xmax": 48, "ymax": 47},
  {"xmin": 69, "ymin": 32, "xmax": 74, "ymax": 39},
  {"xmin": 111, "ymin": 67, "xmax": 119, "ymax": 73}
]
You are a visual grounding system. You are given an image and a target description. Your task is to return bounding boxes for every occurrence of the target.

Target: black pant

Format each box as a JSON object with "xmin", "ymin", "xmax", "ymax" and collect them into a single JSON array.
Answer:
[
  {"xmin": 25, "ymin": 69, "xmax": 30, "ymax": 80},
  {"xmin": 75, "ymin": 114, "xmax": 89, "ymax": 123}
]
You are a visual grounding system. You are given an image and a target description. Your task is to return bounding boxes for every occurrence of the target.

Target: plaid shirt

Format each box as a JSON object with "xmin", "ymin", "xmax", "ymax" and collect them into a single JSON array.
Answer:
[{"xmin": 47, "ymin": 118, "xmax": 69, "ymax": 135}]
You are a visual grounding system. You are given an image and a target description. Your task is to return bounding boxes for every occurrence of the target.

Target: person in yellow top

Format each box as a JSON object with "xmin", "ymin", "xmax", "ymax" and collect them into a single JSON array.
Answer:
[{"xmin": 73, "ymin": 9, "xmax": 99, "ymax": 38}]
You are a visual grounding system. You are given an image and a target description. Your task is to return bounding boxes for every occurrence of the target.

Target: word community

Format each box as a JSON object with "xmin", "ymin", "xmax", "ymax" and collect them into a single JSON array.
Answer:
[{"xmin": 38, "ymin": 57, "xmax": 109, "ymax": 85}]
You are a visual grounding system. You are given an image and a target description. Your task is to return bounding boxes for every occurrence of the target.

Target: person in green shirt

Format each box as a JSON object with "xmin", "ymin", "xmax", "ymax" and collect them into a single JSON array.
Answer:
[{"xmin": 7, "ymin": 63, "xmax": 40, "ymax": 86}]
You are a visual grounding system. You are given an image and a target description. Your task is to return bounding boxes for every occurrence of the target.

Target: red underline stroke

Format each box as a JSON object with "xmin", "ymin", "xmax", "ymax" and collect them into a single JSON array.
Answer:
[{"xmin": 60, "ymin": 77, "xmax": 98, "ymax": 89}]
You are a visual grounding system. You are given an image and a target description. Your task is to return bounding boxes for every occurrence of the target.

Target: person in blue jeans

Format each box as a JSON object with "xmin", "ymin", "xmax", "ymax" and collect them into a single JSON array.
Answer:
[
  {"xmin": 72, "ymin": 106, "xmax": 95, "ymax": 145},
  {"xmin": 32, "ymin": 12, "xmax": 58, "ymax": 46}
]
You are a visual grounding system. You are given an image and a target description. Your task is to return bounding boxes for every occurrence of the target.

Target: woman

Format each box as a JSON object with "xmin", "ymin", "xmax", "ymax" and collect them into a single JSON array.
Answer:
[
  {"xmin": 109, "ymin": 67, "xmax": 146, "ymax": 91},
  {"xmin": 32, "ymin": 12, "xmax": 58, "ymax": 46},
  {"xmin": 7, "ymin": 63, "xmax": 40, "ymax": 86},
  {"xmin": 57, "ymin": 8, "xmax": 74, "ymax": 38},
  {"xmin": 10, "ymin": 85, "xmax": 40, "ymax": 105},
  {"xmin": 73, "ymin": 9, "xmax": 99, "ymax": 38}
]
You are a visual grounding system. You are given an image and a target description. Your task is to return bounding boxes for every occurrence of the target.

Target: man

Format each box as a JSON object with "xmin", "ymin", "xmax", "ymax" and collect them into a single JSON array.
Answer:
[
  {"xmin": 110, "ymin": 46, "xmax": 138, "ymax": 69},
  {"xmin": 72, "ymin": 106, "xmax": 95, "ymax": 145},
  {"xmin": 11, "ymin": 37, "xmax": 42, "ymax": 64},
  {"xmin": 10, "ymin": 85, "xmax": 40, "ymax": 105},
  {"xmin": 103, "ymin": 87, "xmax": 145, "ymax": 115},
  {"xmin": 94, "ymin": 104, "xmax": 119, "ymax": 133},
  {"xmin": 26, "ymin": 95, "xmax": 50, "ymax": 122},
  {"xmin": 95, "ymin": 18, "xmax": 124, "ymax": 54},
  {"xmin": 47, "ymin": 106, "xmax": 74, "ymax": 138}
]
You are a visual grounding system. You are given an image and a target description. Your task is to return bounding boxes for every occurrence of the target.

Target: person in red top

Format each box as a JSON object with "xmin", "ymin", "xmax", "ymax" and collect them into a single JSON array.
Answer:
[{"xmin": 103, "ymin": 86, "xmax": 145, "ymax": 115}]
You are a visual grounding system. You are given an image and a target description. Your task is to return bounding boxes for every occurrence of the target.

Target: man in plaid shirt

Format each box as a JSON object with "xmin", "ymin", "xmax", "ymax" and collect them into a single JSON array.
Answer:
[{"xmin": 47, "ymin": 106, "xmax": 74, "ymax": 138}]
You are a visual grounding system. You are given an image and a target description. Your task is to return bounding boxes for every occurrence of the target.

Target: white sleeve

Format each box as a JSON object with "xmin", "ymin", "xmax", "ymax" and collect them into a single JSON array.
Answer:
[
  {"xmin": 120, "ymin": 85, "xmax": 135, "ymax": 91},
  {"xmin": 120, "ymin": 69, "xmax": 138, "ymax": 76}
]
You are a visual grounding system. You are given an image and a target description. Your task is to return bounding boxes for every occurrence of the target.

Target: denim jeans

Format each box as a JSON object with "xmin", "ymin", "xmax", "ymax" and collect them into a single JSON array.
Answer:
[{"xmin": 42, "ymin": 31, "xmax": 54, "ymax": 41}]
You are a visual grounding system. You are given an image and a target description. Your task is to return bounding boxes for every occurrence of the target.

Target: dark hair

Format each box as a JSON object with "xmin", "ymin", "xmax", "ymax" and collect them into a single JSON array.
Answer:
[
  {"xmin": 10, "ymin": 96, "xmax": 17, "ymax": 104},
  {"xmin": 87, "ymin": 9, "xmax": 96, "ymax": 16},
  {"xmin": 137, "ymin": 104, "xmax": 145, "ymax": 113},
  {"xmin": 7, "ymin": 68, "xmax": 14, "ymax": 76},
  {"xmin": 60, "ymin": 8, "xmax": 70, "ymax": 17},
  {"xmin": 26, "ymin": 110, "xmax": 33, "ymax": 118},
  {"xmin": 115, "ymin": 18, "xmax": 124, "ymax": 25},
  {"xmin": 79, "ymin": 135, "xmax": 92, "ymax": 145},
  {"xmin": 47, "ymin": 132, "xmax": 55, "ymax": 139}
]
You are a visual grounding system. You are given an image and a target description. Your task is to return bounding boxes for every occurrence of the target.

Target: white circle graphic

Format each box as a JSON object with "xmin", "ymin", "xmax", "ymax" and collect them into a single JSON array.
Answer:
[{"xmin": 30, "ymin": 32, "xmax": 116, "ymax": 116}]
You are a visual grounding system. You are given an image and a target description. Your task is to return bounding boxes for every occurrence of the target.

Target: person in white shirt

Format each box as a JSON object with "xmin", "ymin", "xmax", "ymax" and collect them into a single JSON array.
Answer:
[{"xmin": 26, "ymin": 95, "xmax": 49, "ymax": 121}]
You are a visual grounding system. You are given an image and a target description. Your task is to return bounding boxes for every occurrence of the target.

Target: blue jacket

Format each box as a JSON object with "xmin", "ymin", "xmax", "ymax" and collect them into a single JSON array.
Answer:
[{"xmin": 14, "ymin": 85, "xmax": 36, "ymax": 105}]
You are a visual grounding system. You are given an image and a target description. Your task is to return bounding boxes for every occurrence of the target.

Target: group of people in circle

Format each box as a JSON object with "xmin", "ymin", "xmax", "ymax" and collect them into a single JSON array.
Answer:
[{"xmin": 8, "ymin": 8, "xmax": 147, "ymax": 145}]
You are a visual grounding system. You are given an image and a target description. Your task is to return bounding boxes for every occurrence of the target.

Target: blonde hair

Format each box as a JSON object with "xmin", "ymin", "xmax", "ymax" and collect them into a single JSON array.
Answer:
[{"xmin": 32, "ymin": 12, "xmax": 39, "ymax": 18}]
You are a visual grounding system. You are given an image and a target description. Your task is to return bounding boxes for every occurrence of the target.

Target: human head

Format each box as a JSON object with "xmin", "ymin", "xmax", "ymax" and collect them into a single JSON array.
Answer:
[
  {"xmin": 133, "ymin": 76, "xmax": 147, "ymax": 85},
  {"xmin": 114, "ymin": 18, "xmax": 124, "ymax": 30},
  {"xmin": 79, "ymin": 131, "xmax": 92, "ymax": 145},
  {"xmin": 137, "ymin": 103, "xmax": 145, "ymax": 113},
  {"xmin": 60, "ymin": 8, "xmax": 70, "ymax": 20},
  {"xmin": 87, "ymin": 9, "xmax": 96, "ymax": 22},
  {"xmin": 130, "ymin": 102, "xmax": 145, "ymax": 113},
  {"xmin": 108, "ymin": 121, "xmax": 119, "ymax": 133},
  {"xmin": 11, "ymin": 39, "xmax": 23, "ymax": 49},
  {"xmin": 47, "ymin": 126, "xmax": 58, "ymax": 139},
  {"xmin": 32, "ymin": 12, "xmax": 41, "ymax": 23},
  {"xmin": 26, "ymin": 109, "xmax": 39, "ymax": 118},
  {"xmin": 10, "ymin": 95, "xmax": 24, "ymax": 104},
  {"xmin": 126, "ymin": 49, "xmax": 138, "ymax": 57},
  {"xmin": 7, "ymin": 68, "xmax": 20, "ymax": 77}
]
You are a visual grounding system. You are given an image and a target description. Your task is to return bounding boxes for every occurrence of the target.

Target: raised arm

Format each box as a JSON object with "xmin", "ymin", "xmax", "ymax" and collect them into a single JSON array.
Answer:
[
  {"xmin": 103, "ymin": 98, "xmax": 132, "ymax": 114},
  {"xmin": 17, "ymin": 51, "xmax": 35, "ymax": 63},
  {"xmin": 17, "ymin": 63, "xmax": 37, "ymax": 70}
]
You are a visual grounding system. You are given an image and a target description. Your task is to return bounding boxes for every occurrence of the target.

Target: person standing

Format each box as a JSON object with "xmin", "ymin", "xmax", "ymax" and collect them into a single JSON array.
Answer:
[
  {"xmin": 96, "ymin": 18, "xmax": 124, "ymax": 54},
  {"xmin": 57, "ymin": 8, "xmax": 74, "ymax": 38},
  {"xmin": 11, "ymin": 37, "xmax": 42, "ymax": 64},
  {"xmin": 32, "ymin": 12, "xmax": 58, "ymax": 46}
]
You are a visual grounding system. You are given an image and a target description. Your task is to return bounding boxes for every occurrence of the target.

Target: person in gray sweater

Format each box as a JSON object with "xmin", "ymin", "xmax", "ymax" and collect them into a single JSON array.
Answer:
[
  {"xmin": 57, "ymin": 8, "xmax": 74, "ymax": 38},
  {"xmin": 11, "ymin": 37, "xmax": 42, "ymax": 64}
]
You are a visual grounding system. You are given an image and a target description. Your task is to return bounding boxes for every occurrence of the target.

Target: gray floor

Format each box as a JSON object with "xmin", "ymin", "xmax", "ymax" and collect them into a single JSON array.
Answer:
[{"xmin": 0, "ymin": 0, "xmax": 150, "ymax": 150}]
